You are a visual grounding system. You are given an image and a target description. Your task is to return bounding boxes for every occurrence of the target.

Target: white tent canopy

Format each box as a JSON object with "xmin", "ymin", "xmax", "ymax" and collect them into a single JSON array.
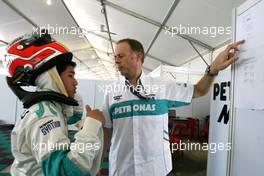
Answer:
[{"xmin": 0, "ymin": 0, "xmax": 246, "ymax": 80}]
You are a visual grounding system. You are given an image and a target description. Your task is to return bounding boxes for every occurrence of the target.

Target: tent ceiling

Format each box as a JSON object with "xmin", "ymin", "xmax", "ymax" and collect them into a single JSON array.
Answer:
[
  {"xmin": 0, "ymin": 0, "xmax": 246, "ymax": 80},
  {"xmin": 0, "ymin": 0, "xmax": 32, "ymax": 42},
  {"xmin": 109, "ymin": 0, "xmax": 174, "ymax": 22},
  {"xmin": 166, "ymin": 0, "xmax": 244, "ymax": 47}
]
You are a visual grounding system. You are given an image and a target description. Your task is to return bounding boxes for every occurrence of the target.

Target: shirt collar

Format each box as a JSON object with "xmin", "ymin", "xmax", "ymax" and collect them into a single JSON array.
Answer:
[
  {"xmin": 125, "ymin": 71, "xmax": 146, "ymax": 86},
  {"xmin": 139, "ymin": 71, "xmax": 146, "ymax": 86}
]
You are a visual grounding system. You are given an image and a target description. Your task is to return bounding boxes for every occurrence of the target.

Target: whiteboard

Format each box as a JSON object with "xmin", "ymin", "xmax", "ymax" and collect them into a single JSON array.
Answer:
[
  {"xmin": 232, "ymin": 109, "xmax": 264, "ymax": 176},
  {"xmin": 231, "ymin": 0, "xmax": 264, "ymax": 175},
  {"xmin": 234, "ymin": 0, "xmax": 264, "ymax": 109}
]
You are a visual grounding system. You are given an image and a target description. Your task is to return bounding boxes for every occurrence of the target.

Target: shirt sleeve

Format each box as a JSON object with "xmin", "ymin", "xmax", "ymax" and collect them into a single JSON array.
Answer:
[
  {"xmin": 28, "ymin": 115, "xmax": 103, "ymax": 176},
  {"xmin": 164, "ymin": 80, "xmax": 194, "ymax": 108}
]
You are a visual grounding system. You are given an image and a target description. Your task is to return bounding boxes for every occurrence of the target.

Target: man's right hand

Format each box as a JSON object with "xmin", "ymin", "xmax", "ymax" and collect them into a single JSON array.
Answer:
[{"xmin": 86, "ymin": 105, "xmax": 105, "ymax": 125}]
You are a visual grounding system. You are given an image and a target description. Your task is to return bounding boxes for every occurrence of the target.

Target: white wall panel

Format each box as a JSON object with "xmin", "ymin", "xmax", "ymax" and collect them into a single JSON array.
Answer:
[{"xmin": 0, "ymin": 75, "xmax": 17, "ymax": 124}]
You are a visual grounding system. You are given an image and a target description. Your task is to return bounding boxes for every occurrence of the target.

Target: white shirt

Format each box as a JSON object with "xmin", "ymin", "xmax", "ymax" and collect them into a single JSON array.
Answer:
[{"xmin": 102, "ymin": 73, "xmax": 194, "ymax": 176}]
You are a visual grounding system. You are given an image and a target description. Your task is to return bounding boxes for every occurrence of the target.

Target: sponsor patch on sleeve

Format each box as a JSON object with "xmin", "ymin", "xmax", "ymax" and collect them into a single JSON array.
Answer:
[{"xmin": 39, "ymin": 120, "xmax": 61, "ymax": 135}]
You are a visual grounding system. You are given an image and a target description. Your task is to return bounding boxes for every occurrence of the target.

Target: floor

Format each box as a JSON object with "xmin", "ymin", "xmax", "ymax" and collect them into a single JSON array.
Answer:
[{"xmin": 168, "ymin": 137, "xmax": 208, "ymax": 176}]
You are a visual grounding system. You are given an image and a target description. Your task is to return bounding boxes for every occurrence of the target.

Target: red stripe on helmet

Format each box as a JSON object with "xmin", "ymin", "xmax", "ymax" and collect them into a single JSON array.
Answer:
[
  {"xmin": 9, "ymin": 49, "xmax": 56, "ymax": 76},
  {"xmin": 8, "ymin": 41, "xmax": 68, "ymax": 58}
]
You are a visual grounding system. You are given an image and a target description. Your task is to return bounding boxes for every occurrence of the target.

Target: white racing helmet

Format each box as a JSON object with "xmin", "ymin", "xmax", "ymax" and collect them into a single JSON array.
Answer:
[{"xmin": 3, "ymin": 30, "xmax": 78, "ymax": 108}]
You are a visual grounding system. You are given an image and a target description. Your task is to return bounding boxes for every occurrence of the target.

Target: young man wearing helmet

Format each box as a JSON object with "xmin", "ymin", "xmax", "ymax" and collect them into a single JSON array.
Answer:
[{"xmin": 4, "ymin": 31, "xmax": 105, "ymax": 176}]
